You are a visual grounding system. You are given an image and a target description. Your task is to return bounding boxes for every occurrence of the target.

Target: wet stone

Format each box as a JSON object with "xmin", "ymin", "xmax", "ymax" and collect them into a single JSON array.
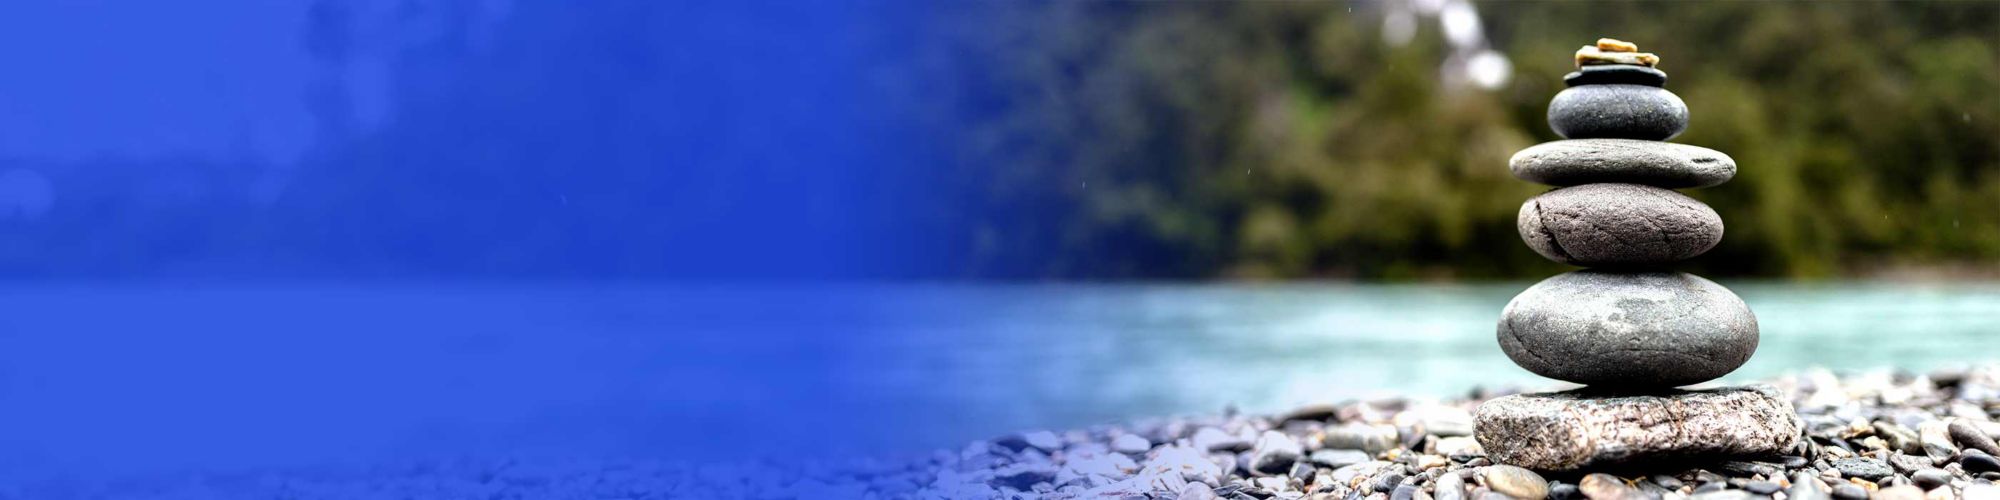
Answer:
[
  {"xmin": 1516, "ymin": 183, "xmax": 1725, "ymax": 267},
  {"xmin": 1496, "ymin": 269, "xmax": 1758, "ymax": 388},
  {"xmin": 1509, "ymin": 139, "xmax": 1734, "ymax": 189},
  {"xmin": 1474, "ymin": 386, "xmax": 1799, "ymax": 471},
  {"xmin": 1548, "ymin": 84, "xmax": 1688, "ymax": 140}
]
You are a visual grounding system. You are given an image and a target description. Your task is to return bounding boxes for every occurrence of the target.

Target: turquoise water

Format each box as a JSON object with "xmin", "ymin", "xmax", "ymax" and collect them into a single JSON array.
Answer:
[
  {"xmin": 859, "ymin": 281, "xmax": 2000, "ymax": 449},
  {"xmin": 1, "ymin": 282, "xmax": 1994, "ymax": 478}
]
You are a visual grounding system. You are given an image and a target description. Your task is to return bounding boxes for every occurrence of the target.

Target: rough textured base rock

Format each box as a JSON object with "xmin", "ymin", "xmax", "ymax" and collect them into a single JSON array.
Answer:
[
  {"xmin": 1510, "ymin": 139, "xmax": 1735, "ymax": 188},
  {"xmin": 1474, "ymin": 385, "xmax": 1802, "ymax": 471},
  {"xmin": 1518, "ymin": 183, "xmax": 1725, "ymax": 267},
  {"xmin": 1499, "ymin": 270, "xmax": 1758, "ymax": 387},
  {"xmin": 1549, "ymin": 84, "xmax": 1689, "ymax": 140}
]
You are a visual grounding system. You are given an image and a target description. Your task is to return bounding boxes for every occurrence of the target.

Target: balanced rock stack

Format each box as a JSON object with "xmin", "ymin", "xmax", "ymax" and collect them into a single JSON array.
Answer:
[{"xmin": 1473, "ymin": 39, "xmax": 1803, "ymax": 471}]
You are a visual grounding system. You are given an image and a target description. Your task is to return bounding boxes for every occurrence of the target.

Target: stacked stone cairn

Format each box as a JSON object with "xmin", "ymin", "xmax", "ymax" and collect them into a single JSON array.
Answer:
[{"xmin": 1473, "ymin": 39, "xmax": 1805, "ymax": 472}]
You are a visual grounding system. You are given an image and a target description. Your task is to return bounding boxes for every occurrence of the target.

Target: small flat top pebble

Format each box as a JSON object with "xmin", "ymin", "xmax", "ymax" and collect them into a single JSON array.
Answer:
[{"xmin": 1576, "ymin": 45, "xmax": 1659, "ymax": 68}]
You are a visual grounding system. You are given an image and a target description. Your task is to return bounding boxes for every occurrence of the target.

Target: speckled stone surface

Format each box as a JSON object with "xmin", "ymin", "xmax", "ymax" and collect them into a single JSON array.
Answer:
[
  {"xmin": 1564, "ymin": 64, "xmax": 1668, "ymax": 87},
  {"xmin": 1474, "ymin": 385, "xmax": 1802, "ymax": 472},
  {"xmin": 1497, "ymin": 270, "xmax": 1758, "ymax": 387},
  {"xmin": 1517, "ymin": 183, "xmax": 1724, "ymax": 266},
  {"xmin": 1549, "ymin": 84, "xmax": 1689, "ymax": 140},
  {"xmin": 1510, "ymin": 139, "xmax": 1734, "ymax": 188}
]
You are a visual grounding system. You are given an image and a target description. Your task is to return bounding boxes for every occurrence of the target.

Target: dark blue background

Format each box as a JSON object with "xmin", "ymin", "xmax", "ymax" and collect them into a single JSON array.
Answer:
[{"xmin": 0, "ymin": 0, "xmax": 963, "ymax": 489}]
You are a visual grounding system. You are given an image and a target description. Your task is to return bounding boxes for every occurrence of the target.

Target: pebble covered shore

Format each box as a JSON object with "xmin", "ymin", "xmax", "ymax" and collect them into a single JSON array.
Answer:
[
  {"xmin": 875, "ymin": 366, "xmax": 2000, "ymax": 500},
  {"xmin": 20, "ymin": 367, "xmax": 2000, "ymax": 500}
]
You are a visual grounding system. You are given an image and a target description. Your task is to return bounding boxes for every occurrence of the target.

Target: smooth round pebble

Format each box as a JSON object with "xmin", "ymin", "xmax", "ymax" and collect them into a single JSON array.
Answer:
[
  {"xmin": 1510, "ymin": 139, "xmax": 1735, "ymax": 189},
  {"xmin": 1112, "ymin": 433, "xmax": 1152, "ymax": 454},
  {"xmin": 1564, "ymin": 64, "xmax": 1667, "ymax": 87},
  {"xmin": 1910, "ymin": 469, "xmax": 1951, "ymax": 490},
  {"xmin": 1831, "ymin": 483, "xmax": 1870, "ymax": 500},
  {"xmin": 1548, "ymin": 84, "xmax": 1689, "ymax": 140},
  {"xmin": 1965, "ymin": 451, "xmax": 2000, "ymax": 474},
  {"xmin": 1580, "ymin": 473, "xmax": 1640, "ymax": 500},
  {"xmin": 1482, "ymin": 465, "xmax": 1549, "ymax": 500},
  {"xmin": 1517, "ymin": 183, "xmax": 1724, "ymax": 266},
  {"xmin": 1497, "ymin": 270, "xmax": 1758, "ymax": 387}
]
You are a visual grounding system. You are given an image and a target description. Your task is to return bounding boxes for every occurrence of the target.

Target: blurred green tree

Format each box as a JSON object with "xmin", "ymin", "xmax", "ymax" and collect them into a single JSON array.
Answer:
[{"xmin": 888, "ymin": 1, "xmax": 2000, "ymax": 280}]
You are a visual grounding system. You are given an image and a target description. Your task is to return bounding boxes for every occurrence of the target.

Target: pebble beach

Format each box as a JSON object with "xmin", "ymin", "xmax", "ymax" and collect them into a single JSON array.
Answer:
[{"xmin": 22, "ymin": 366, "xmax": 2000, "ymax": 500}]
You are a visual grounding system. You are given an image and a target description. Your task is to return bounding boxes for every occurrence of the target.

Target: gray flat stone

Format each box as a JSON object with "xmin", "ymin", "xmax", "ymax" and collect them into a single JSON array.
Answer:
[
  {"xmin": 1517, "ymin": 183, "xmax": 1724, "ymax": 266},
  {"xmin": 1472, "ymin": 385, "xmax": 1802, "ymax": 471},
  {"xmin": 1510, "ymin": 139, "xmax": 1735, "ymax": 189},
  {"xmin": 1498, "ymin": 270, "xmax": 1758, "ymax": 387},
  {"xmin": 1564, "ymin": 64, "xmax": 1667, "ymax": 87},
  {"xmin": 1549, "ymin": 84, "xmax": 1689, "ymax": 140}
]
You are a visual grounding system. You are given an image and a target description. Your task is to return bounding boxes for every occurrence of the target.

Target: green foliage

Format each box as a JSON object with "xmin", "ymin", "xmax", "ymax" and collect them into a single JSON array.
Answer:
[{"xmin": 899, "ymin": 2, "xmax": 2000, "ymax": 280}]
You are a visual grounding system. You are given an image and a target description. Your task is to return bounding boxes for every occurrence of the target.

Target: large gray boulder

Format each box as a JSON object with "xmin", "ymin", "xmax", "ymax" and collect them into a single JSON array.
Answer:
[
  {"xmin": 1473, "ymin": 385, "xmax": 1802, "ymax": 471},
  {"xmin": 1498, "ymin": 270, "xmax": 1757, "ymax": 388}
]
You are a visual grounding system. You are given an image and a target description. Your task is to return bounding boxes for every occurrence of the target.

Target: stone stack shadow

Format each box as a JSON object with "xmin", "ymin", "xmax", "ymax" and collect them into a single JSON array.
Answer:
[{"xmin": 1472, "ymin": 39, "xmax": 1803, "ymax": 472}]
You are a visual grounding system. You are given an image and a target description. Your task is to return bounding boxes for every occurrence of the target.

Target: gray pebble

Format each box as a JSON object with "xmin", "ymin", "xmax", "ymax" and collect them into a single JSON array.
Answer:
[
  {"xmin": 1497, "ymin": 269, "xmax": 1758, "ymax": 388},
  {"xmin": 1787, "ymin": 472, "xmax": 1831, "ymax": 500},
  {"xmin": 1517, "ymin": 183, "xmax": 1724, "ymax": 266},
  {"xmin": 1196, "ymin": 427, "xmax": 1253, "ymax": 453},
  {"xmin": 1548, "ymin": 84, "xmax": 1689, "ymax": 140},
  {"xmin": 1834, "ymin": 458, "xmax": 1893, "ymax": 481},
  {"xmin": 1743, "ymin": 481, "xmax": 1781, "ymax": 495},
  {"xmin": 1482, "ymin": 465, "xmax": 1549, "ymax": 500},
  {"xmin": 1649, "ymin": 475, "xmax": 1684, "ymax": 490},
  {"xmin": 1250, "ymin": 431, "xmax": 1303, "ymax": 475},
  {"xmin": 1579, "ymin": 473, "xmax": 1643, "ymax": 500},
  {"xmin": 1547, "ymin": 482, "xmax": 1580, "ymax": 500},
  {"xmin": 1910, "ymin": 468, "xmax": 1951, "ymax": 490},
  {"xmin": 1394, "ymin": 484, "xmax": 1421, "ymax": 500},
  {"xmin": 1510, "ymin": 139, "xmax": 1735, "ymax": 189},
  {"xmin": 1179, "ymin": 482, "xmax": 1221, "ymax": 500},
  {"xmin": 1564, "ymin": 64, "xmax": 1668, "ymax": 87},
  {"xmin": 1290, "ymin": 462, "xmax": 1316, "ymax": 483},
  {"xmin": 1954, "ymin": 420, "xmax": 2000, "ymax": 457},
  {"xmin": 1436, "ymin": 470, "xmax": 1468, "ymax": 500},
  {"xmin": 1966, "ymin": 450, "xmax": 2000, "ymax": 474},
  {"xmin": 1113, "ymin": 433, "xmax": 1153, "ymax": 455},
  {"xmin": 1830, "ymin": 483, "xmax": 1870, "ymax": 500},
  {"xmin": 1311, "ymin": 449, "xmax": 1373, "ymax": 469}
]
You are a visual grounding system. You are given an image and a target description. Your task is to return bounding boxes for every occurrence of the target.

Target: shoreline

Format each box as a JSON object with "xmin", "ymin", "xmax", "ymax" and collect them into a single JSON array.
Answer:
[{"xmin": 10, "ymin": 366, "xmax": 2000, "ymax": 499}]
